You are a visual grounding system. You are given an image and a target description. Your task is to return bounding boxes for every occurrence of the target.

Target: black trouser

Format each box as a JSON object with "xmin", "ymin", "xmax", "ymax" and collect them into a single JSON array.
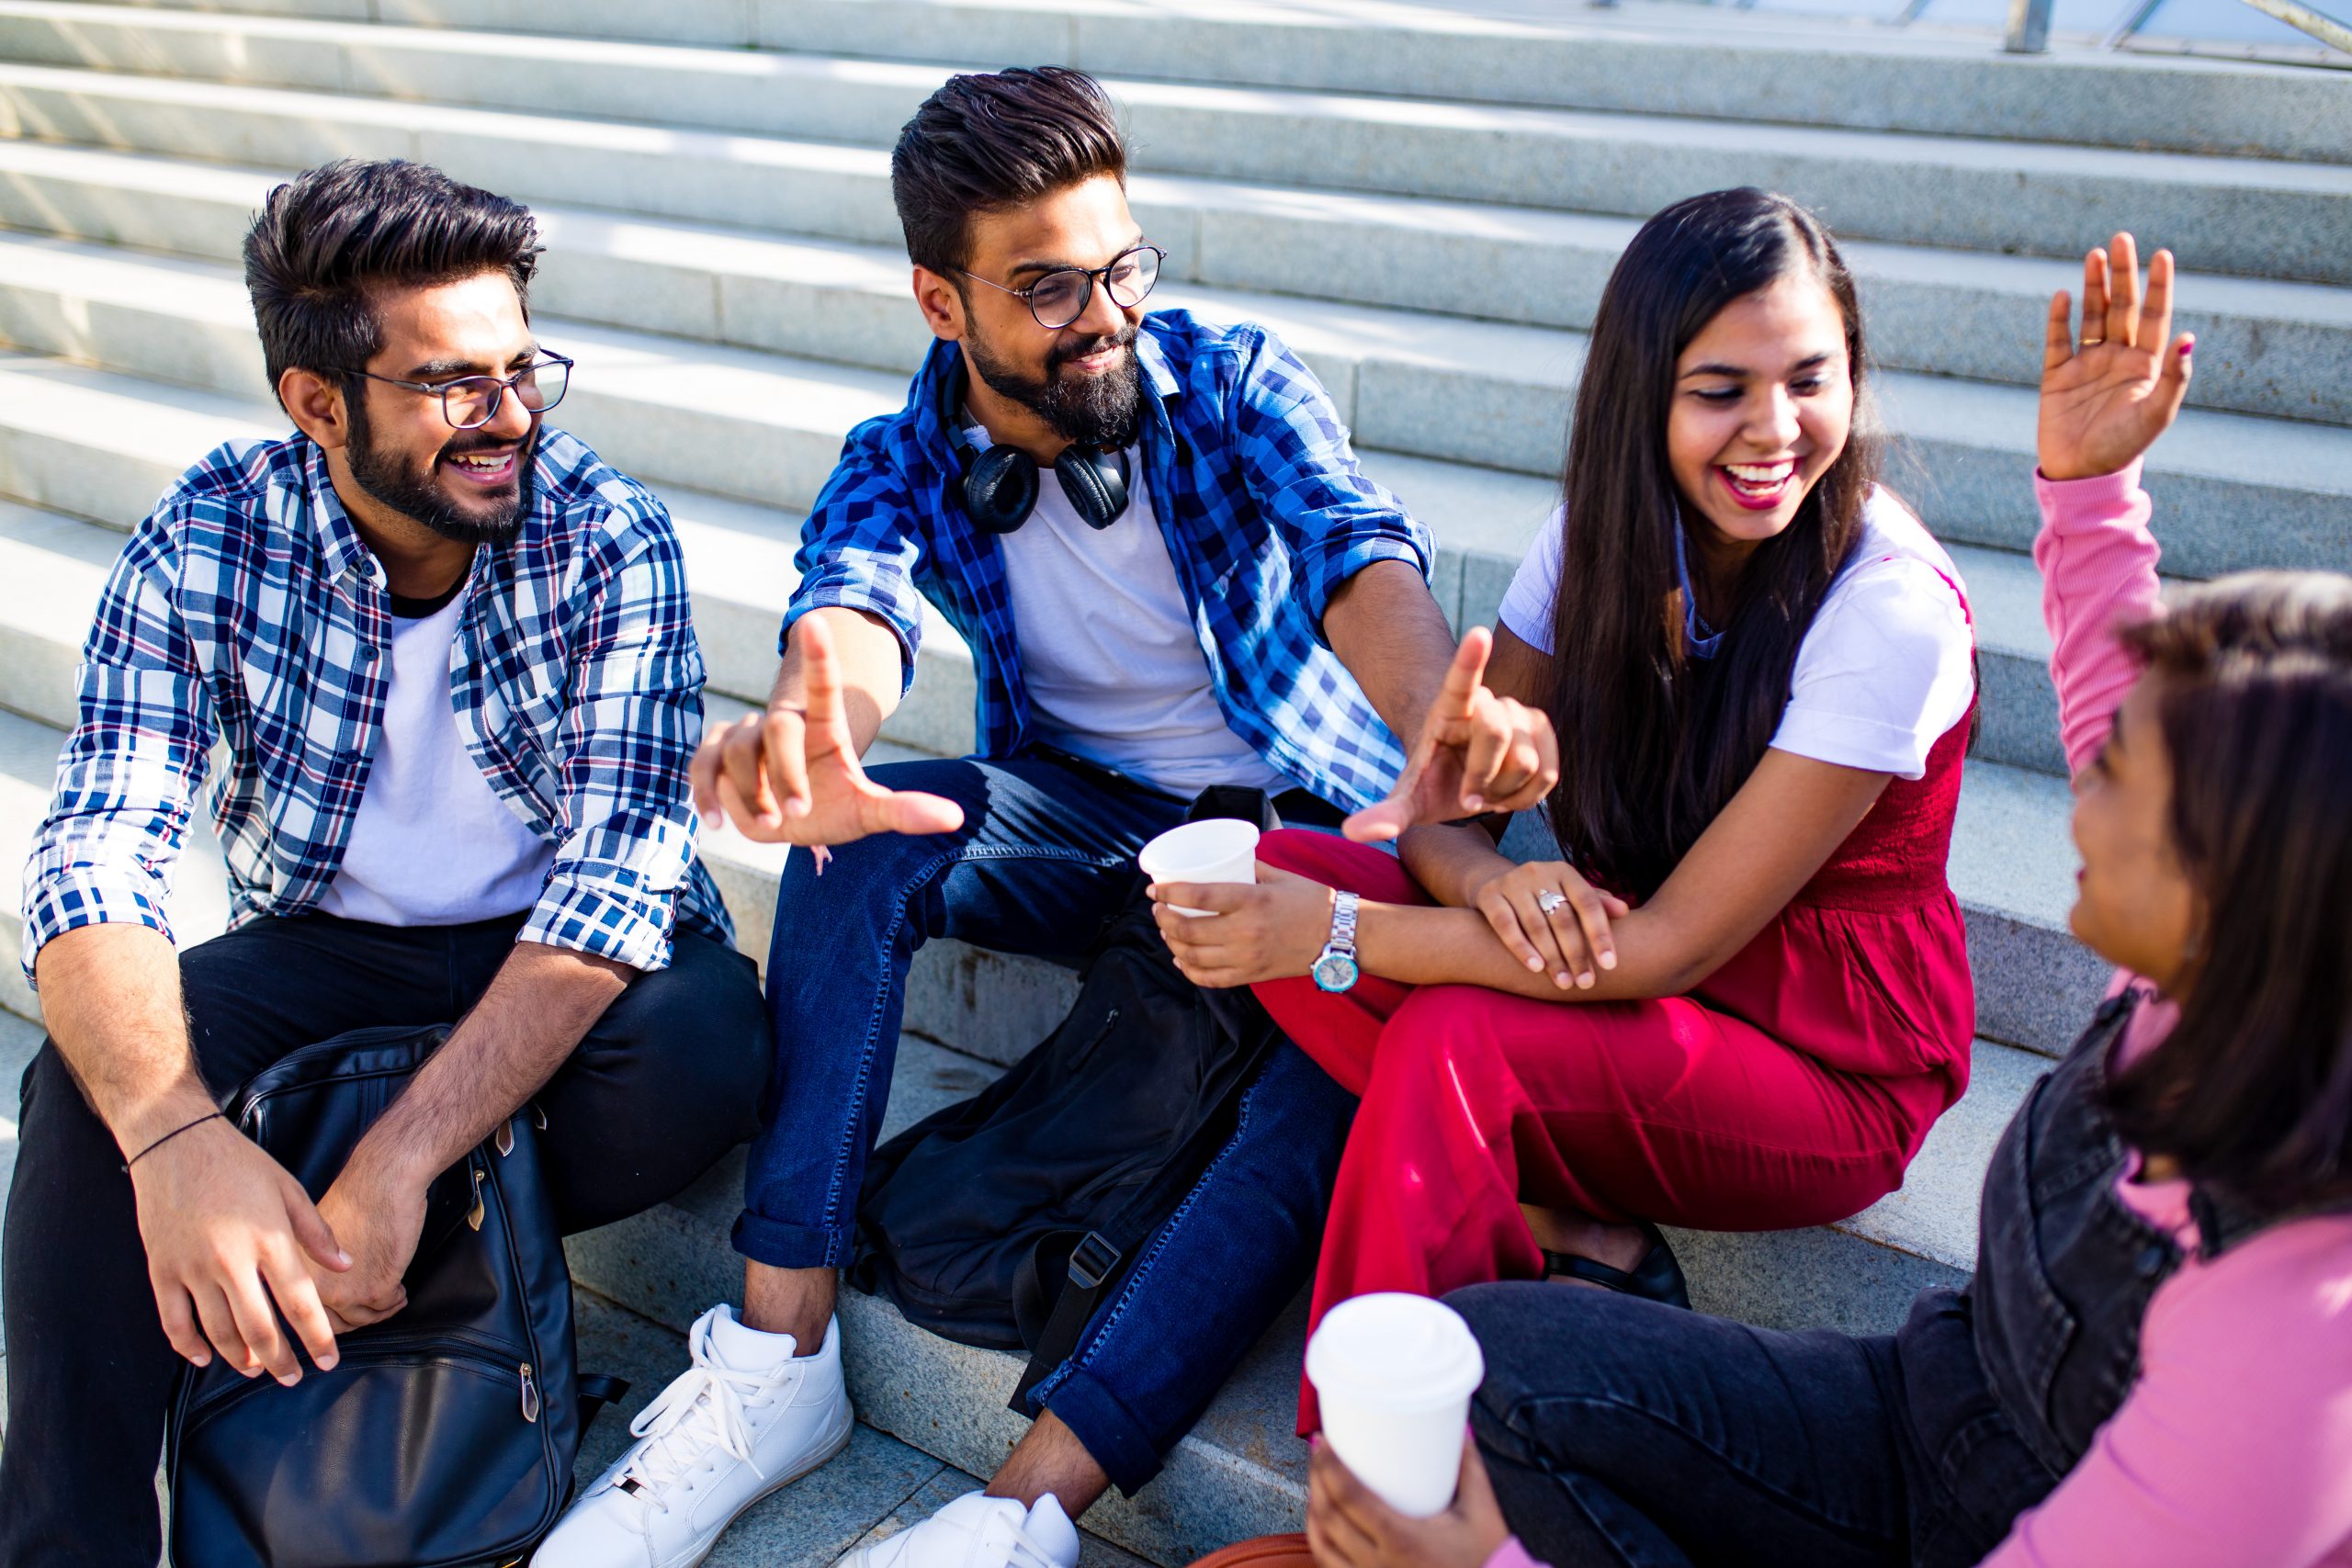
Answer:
[
  {"xmin": 0, "ymin": 911, "xmax": 772, "ymax": 1568},
  {"xmin": 1452, "ymin": 1282, "xmax": 2017, "ymax": 1568}
]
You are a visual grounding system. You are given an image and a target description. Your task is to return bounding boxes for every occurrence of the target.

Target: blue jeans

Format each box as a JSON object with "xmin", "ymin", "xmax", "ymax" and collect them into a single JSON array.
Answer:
[{"xmin": 737, "ymin": 752, "xmax": 1356, "ymax": 1493}]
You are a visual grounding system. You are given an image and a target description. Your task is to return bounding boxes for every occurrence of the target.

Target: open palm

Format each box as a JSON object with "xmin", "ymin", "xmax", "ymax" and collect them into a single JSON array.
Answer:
[{"xmin": 2038, "ymin": 232, "xmax": 2193, "ymax": 482}]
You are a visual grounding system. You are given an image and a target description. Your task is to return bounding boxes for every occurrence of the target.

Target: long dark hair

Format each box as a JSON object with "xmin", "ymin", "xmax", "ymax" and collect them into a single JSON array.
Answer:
[
  {"xmin": 2105, "ymin": 573, "xmax": 2352, "ymax": 1215},
  {"xmin": 1545, "ymin": 188, "xmax": 1880, "ymax": 897}
]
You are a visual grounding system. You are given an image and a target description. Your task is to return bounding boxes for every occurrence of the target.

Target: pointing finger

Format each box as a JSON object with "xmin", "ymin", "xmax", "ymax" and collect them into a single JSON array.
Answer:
[
  {"xmin": 797, "ymin": 614, "xmax": 847, "ymax": 735},
  {"xmin": 1434, "ymin": 626, "xmax": 1494, "ymax": 723}
]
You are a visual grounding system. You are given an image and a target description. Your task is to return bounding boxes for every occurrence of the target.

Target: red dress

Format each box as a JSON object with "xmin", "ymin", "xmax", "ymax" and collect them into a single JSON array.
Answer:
[{"xmin": 1257, "ymin": 712, "xmax": 1976, "ymax": 1435}]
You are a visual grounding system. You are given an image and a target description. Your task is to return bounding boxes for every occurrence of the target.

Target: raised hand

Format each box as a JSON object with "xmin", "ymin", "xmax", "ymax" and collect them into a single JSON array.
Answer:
[
  {"xmin": 2039, "ymin": 232, "xmax": 2194, "ymax": 482},
  {"xmin": 1344, "ymin": 627, "xmax": 1557, "ymax": 844},
  {"xmin": 690, "ymin": 614, "xmax": 965, "ymax": 847}
]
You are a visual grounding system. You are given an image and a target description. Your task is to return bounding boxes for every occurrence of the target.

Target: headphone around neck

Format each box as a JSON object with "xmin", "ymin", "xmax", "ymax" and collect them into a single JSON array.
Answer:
[{"xmin": 939, "ymin": 366, "xmax": 1131, "ymax": 535}]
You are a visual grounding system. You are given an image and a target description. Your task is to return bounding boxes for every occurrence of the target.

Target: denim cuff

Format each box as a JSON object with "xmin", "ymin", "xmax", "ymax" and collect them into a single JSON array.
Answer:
[
  {"xmin": 1033, "ymin": 1364, "xmax": 1169, "ymax": 1497},
  {"xmin": 730, "ymin": 1210, "xmax": 850, "ymax": 1270}
]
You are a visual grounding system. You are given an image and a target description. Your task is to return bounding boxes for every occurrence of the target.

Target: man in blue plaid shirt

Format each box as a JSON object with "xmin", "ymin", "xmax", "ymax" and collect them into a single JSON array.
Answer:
[
  {"xmin": 2, "ymin": 160, "xmax": 770, "ymax": 1562},
  {"xmin": 550, "ymin": 68, "xmax": 1558, "ymax": 1568}
]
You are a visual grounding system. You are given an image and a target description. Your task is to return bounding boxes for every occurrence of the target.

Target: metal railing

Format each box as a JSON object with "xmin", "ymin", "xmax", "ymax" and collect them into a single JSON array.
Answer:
[{"xmin": 2004, "ymin": 0, "xmax": 2352, "ymax": 51}]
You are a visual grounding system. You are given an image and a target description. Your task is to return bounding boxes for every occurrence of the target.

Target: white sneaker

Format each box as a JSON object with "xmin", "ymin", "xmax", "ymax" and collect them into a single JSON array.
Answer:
[
  {"xmin": 536, "ymin": 1304, "xmax": 854, "ymax": 1567},
  {"xmin": 837, "ymin": 1492, "xmax": 1080, "ymax": 1568}
]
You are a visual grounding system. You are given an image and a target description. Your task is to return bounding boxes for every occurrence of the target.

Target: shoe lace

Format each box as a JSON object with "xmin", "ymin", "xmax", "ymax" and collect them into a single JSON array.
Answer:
[
  {"xmin": 614, "ymin": 1322, "xmax": 786, "ymax": 1510},
  {"xmin": 982, "ymin": 1510, "xmax": 1072, "ymax": 1568}
]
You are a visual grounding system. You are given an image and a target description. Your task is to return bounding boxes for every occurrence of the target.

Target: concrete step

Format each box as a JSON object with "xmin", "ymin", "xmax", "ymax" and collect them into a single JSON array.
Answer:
[
  {"xmin": 0, "ymin": 690, "xmax": 2050, "ymax": 1566},
  {"xmin": 92, "ymin": 0, "xmax": 2343, "ymax": 165},
  {"xmin": 0, "ymin": 208, "xmax": 2324, "ymax": 584},
  {"xmin": 0, "ymin": 137, "xmax": 2340, "ymax": 453},
  {"xmin": 0, "ymin": 41, "xmax": 2347, "ymax": 291},
  {"xmin": 0, "ymin": 310, "xmax": 2085, "ymax": 797},
  {"xmin": 566, "ymin": 996, "xmax": 2045, "ymax": 1561},
  {"xmin": 0, "ymin": 464, "xmax": 2105, "ymax": 1064}
]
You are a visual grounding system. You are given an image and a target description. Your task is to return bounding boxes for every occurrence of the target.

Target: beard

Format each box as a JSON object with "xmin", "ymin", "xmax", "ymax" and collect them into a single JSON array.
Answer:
[
  {"xmin": 345, "ymin": 392, "xmax": 536, "ymax": 546},
  {"xmin": 963, "ymin": 321, "xmax": 1145, "ymax": 451}
]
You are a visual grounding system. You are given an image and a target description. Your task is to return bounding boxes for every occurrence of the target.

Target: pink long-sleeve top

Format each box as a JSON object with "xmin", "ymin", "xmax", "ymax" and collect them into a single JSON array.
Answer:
[{"xmin": 1482, "ymin": 466, "xmax": 2352, "ymax": 1568}]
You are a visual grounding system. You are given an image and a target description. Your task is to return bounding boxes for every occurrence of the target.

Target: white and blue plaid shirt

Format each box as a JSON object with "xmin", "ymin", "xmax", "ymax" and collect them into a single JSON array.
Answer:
[
  {"xmin": 21, "ymin": 428, "xmax": 730, "ymax": 982},
  {"xmin": 787, "ymin": 310, "xmax": 1434, "ymax": 812}
]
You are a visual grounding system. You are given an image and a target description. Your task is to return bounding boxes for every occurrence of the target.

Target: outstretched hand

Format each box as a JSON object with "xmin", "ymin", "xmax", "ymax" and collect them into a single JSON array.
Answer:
[
  {"xmin": 690, "ymin": 615, "xmax": 965, "ymax": 846},
  {"xmin": 1345, "ymin": 628, "xmax": 1556, "ymax": 844},
  {"xmin": 2039, "ymin": 232, "xmax": 2193, "ymax": 482}
]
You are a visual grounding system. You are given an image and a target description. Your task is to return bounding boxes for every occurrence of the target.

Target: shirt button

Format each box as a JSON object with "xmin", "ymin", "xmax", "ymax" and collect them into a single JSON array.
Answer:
[
  {"xmin": 359, "ymin": 644, "xmax": 379, "ymax": 663},
  {"xmin": 2135, "ymin": 1242, "xmax": 2171, "ymax": 1278}
]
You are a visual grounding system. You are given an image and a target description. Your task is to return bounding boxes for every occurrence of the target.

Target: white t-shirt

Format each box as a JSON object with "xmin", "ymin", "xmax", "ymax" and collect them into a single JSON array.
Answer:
[
  {"xmin": 318, "ymin": 587, "xmax": 555, "ymax": 925},
  {"xmin": 1496, "ymin": 490, "xmax": 1974, "ymax": 778},
  {"xmin": 981, "ymin": 434, "xmax": 1295, "ymax": 798}
]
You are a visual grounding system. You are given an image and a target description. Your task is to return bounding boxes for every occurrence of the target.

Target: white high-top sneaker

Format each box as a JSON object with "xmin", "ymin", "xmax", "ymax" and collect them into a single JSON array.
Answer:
[
  {"xmin": 837, "ymin": 1492, "xmax": 1081, "ymax": 1568},
  {"xmin": 537, "ymin": 1304, "xmax": 854, "ymax": 1567}
]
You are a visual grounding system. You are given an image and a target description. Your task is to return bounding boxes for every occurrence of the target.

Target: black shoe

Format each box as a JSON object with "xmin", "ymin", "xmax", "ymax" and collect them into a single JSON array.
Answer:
[{"xmin": 1540, "ymin": 1223, "xmax": 1691, "ymax": 1309}]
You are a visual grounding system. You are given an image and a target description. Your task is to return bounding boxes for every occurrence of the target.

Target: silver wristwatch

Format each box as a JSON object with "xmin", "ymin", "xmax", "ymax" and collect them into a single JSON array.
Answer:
[{"xmin": 1311, "ymin": 890, "xmax": 1361, "ymax": 994}]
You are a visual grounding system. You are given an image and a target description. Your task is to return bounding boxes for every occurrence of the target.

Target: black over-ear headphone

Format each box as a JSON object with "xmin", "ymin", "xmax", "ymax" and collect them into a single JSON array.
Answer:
[{"xmin": 939, "ymin": 368, "xmax": 1131, "ymax": 535}]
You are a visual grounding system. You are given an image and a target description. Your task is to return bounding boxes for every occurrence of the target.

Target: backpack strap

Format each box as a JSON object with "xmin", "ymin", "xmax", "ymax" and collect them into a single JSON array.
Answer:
[
  {"xmin": 1008, "ymin": 1072, "xmax": 1264, "ymax": 1412},
  {"xmin": 1009, "ymin": 783, "xmax": 1290, "ymax": 1413}
]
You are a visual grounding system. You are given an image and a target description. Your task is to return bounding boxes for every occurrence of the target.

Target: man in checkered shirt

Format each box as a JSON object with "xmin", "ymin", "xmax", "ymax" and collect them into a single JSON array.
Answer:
[
  {"xmin": 2, "ymin": 159, "xmax": 769, "ymax": 1561},
  {"xmin": 548, "ymin": 67, "xmax": 1561, "ymax": 1568}
]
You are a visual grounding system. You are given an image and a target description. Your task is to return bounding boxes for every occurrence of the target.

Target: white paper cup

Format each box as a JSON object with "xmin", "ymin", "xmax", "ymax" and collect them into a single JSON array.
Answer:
[
  {"xmin": 1138, "ymin": 818, "xmax": 1261, "ymax": 917},
  {"xmin": 1306, "ymin": 1293, "xmax": 1486, "ymax": 1518}
]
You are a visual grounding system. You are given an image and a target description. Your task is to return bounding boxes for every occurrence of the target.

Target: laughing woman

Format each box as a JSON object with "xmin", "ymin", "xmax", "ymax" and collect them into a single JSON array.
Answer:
[
  {"xmin": 1148, "ymin": 187, "xmax": 1979, "ymax": 1431},
  {"xmin": 1302, "ymin": 237, "xmax": 2352, "ymax": 1568}
]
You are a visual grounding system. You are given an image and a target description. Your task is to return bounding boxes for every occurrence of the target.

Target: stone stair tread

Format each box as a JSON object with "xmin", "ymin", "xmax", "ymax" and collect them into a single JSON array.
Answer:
[
  {"xmin": 5, "ymin": 130, "xmax": 2348, "ymax": 372},
  {"xmin": 0, "ymin": 667, "xmax": 2052, "ymax": 1563},
  {"xmin": 0, "ymin": 222, "xmax": 2336, "ymax": 585},
  {"xmin": 0, "ymin": 356, "xmax": 2066, "ymax": 775},
  {"xmin": 0, "ymin": 484, "xmax": 2086, "ymax": 912},
  {"xmin": 6, "ymin": 9, "xmax": 2346, "ymax": 201},
  {"xmin": 0, "ymin": 47, "xmax": 2346, "ymax": 292}
]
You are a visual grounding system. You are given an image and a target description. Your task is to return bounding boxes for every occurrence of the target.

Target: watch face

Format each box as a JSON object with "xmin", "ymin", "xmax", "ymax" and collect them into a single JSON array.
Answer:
[{"xmin": 1312, "ymin": 951, "xmax": 1360, "ymax": 993}]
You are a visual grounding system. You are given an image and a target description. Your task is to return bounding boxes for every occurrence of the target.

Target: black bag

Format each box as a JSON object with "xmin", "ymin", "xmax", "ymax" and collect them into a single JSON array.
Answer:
[
  {"xmin": 851, "ymin": 789, "xmax": 1287, "ymax": 1409},
  {"xmin": 165, "ymin": 1024, "xmax": 628, "ymax": 1568}
]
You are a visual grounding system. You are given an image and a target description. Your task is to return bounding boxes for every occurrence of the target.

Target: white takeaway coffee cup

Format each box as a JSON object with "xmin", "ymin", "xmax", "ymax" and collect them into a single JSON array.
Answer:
[
  {"xmin": 1306, "ymin": 1293, "xmax": 1487, "ymax": 1518},
  {"xmin": 1137, "ymin": 818, "xmax": 1261, "ymax": 918}
]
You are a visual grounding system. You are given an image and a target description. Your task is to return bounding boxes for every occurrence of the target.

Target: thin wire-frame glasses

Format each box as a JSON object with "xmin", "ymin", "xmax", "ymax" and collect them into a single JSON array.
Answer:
[
  {"xmin": 957, "ymin": 245, "xmax": 1166, "ymax": 331},
  {"xmin": 347, "ymin": 352, "xmax": 574, "ymax": 430}
]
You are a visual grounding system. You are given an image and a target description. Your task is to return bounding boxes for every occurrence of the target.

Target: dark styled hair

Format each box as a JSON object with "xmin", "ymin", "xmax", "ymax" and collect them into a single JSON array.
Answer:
[
  {"xmin": 1544, "ymin": 187, "xmax": 1881, "ymax": 897},
  {"xmin": 243, "ymin": 158, "xmax": 541, "ymax": 409},
  {"xmin": 890, "ymin": 65, "xmax": 1127, "ymax": 278},
  {"xmin": 2105, "ymin": 572, "xmax": 2352, "ymax": 1216}
]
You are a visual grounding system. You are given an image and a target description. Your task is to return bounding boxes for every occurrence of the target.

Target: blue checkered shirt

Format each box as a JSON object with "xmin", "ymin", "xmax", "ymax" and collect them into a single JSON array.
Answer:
[
  {"xmin": 786, "ymin": 310, "xmax": 1433, "ymax": 812},
  {"xmin": 21, "ymin": 430, "xmax": 730, "ymax": 982}
]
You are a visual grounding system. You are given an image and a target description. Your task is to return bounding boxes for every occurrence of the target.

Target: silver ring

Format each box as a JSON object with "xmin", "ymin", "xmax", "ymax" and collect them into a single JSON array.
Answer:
[
  {"xmin": 2080, "ymin": 336, "xmax": 2105, "ymax": 347},
  {"xmin": 1535, "ymin": 890, "xmax": 1569, "ymax": 914}
]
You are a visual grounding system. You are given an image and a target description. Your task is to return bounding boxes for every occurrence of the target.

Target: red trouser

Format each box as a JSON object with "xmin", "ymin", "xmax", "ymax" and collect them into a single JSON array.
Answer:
[{"xmin": 1254, "ymin": 832, "xmax": 1954, "ymax": 1434}]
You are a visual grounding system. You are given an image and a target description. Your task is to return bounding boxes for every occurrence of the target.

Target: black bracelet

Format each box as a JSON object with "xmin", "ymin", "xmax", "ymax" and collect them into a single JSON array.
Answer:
[{"xmin": 122, "ymin": 1111, "xmax": 225, "ymax": 1172}]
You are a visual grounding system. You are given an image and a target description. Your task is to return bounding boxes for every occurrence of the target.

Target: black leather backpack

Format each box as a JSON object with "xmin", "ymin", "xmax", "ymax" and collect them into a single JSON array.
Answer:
[
  {"xmin": 851, "ymin": 788, "xmax": 1288, "ymax": 1410},
  {"xmin": 165, "ymin": 1024, "xmax": 626, "ymax": 1568}
]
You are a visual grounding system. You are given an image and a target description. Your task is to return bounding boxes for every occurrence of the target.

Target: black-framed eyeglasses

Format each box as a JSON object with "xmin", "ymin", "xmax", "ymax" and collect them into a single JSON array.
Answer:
[
  {"xmin": 956, "ymin": 244, "xmax": 1165, "ymax": 331},
  {"xmin": 347, "ymin": 352, "xmax": 574, "ymax": 430}
]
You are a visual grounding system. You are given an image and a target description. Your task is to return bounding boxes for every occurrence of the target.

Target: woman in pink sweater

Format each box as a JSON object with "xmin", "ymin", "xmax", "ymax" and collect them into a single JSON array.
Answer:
[{"xmin": 1301, "ymin": 234, "xmax": 2352, "ymax": 1568}]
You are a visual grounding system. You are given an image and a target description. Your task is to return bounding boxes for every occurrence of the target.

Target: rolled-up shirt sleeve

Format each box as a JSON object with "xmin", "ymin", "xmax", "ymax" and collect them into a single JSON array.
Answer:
[
  {"xmin": 522, "ymin": 500, "xmax": 706, "ymax": 973},
  {"xmin": 784, "ymin": 415, "xmax": 927, "ymax": 695},
  {"xmin": 1228, "ymin": 326, "xmax": 1432, "ymax": 635},
  {"xmin": 20, "ymin": 510, "xmax": 214, "ymax": 982}
]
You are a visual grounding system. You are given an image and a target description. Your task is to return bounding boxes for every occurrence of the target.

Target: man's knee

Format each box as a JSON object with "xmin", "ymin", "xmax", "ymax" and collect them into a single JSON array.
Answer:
[{"xmin": 598, "ymin": 933, "xmax": 773, "ymax": 1128}]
